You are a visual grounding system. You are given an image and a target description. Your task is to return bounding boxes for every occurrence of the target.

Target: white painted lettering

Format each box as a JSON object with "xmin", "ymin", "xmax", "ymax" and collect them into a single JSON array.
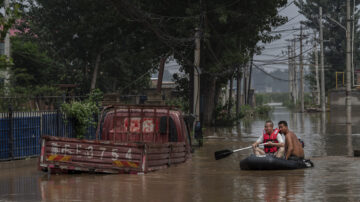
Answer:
[
  {"xmin": 61, "ymin": 144, "xmax": 72, "ymax": 154},
  {"xmin": 51, "ymin": 143, "xmax": 60, "ymax": 154},
  {"xmin": 85, "ymin": 146, "xmax": 94, "ymax": 158},
  {"xmin": 76, "ymin": 144, "xmax": 82, "ymax": 155},
  {"xmin": 112, "ymin": 149, "xmax": 119, "ymax": 161},
  {"xmin": 99, "ymin": 147, "xmax": 106, "ymax": 160},
  {"xmin": 125, "ymin": 148, "xmax": 132, "ymax": 159}
]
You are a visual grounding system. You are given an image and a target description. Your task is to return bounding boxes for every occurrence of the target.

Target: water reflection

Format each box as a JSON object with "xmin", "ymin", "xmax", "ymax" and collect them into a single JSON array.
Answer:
[
  {"xmin": 205, "ymin": 107, "xmax": 359, "ymax": 157},
  {"xmin": 347, "ymin": 124, "xmax": 353, "ymax": 156},
  {"xmin": 2, "ymin": 107, "xmax": 360, "ymax": 201}
]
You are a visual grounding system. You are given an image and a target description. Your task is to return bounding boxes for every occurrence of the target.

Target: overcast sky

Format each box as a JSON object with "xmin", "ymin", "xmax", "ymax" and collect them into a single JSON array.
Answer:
[
  {"xmin": 253, "ymin": 1, "xmax": 310, "ymax": 72},
  {"xmin": 156, "ymin": 1, "xmax": 310, "ymax": 80}
]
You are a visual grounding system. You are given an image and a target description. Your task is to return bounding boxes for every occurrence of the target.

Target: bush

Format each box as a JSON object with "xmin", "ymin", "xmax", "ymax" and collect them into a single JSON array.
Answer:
[
  {"xmin": 61, "ymin": 89, "xmax": 103, "ymax": 139},
  {"xmin": 165, "ymin": 97, "xmax": 189, "ymax": 112},
  {"xmin": 0, "ymin": 85, "xmax": 65, "ymax": 111},
  {"xmin": 255, "ymin": 105, "xmax": 272, "ymax": 115}
]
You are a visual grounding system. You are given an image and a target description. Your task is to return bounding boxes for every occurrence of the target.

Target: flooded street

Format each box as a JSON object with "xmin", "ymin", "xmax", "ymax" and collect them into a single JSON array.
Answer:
[{"xmin": 1, "ymin": 107, "xmax": 360, "ymax": 201}]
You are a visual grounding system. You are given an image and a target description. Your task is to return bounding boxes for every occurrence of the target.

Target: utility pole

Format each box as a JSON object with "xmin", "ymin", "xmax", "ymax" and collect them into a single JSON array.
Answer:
[
  {"xmin": 4, "ymin": 0, "xmax": 10, "ymax": 87},
  {"xmin": 247, "ymin": 56, "xmax": 253, "ymax": 105},
  {"xmin": 299, "ymin": 25, "xmax": 305, "ymax": 112},
  {"xmin": 346, "ymin": 0, "xmax": 352, "ymax": 124},
  {"xmin": 319, "ymin": 7, "xmax": 326, "ymax": 112},
  {"xmin": 243, "ymin": 64, "xmax": 248, "ymax": 105},
  {"xmin": 157, "ymin": 57, "xmax": 167, "ymax": 93},
  {"xmin": 193, "ymin": 28, "xmax": 201, "ymax": 122},
  {"xmin": 293, "ymin": 38, "xmax": 298, "ymax": 104},
  {"xmin": 288, "ymin": 45, "xmax": 293, "ymax": 100},
  {"xmin": 228, "ymin": 76, "xmax": 233, "ymax": 116},
  {"xmin": 236, "ymin": 66, "xmax": 241, "ymax": 117},
  {"xmin": 352, "ymin": 0, "xmax": 355, "ymax": 86},
  {"xmin": 314, "ymin": 31, "xmax": 320, "ymax": 106}
]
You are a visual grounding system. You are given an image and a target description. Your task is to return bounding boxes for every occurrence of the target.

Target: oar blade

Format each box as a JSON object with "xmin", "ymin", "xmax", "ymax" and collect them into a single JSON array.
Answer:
[{"xmin": 214, "ymin": 149, "xmax": 233, "ymax": 160}]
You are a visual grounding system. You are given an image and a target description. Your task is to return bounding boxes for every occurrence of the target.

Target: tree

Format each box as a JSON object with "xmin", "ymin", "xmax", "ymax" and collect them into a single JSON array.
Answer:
[
  {"xmin": 0, "ymin": 0, "xmax": 20, "ymax": 41},
  {"xmin": 0, "ymin": 0, "xmax": 21, "ymax": 75},
  {"xmin": 111, "ymin": 0, "xmax": 287, "ymax": 125},
  {"xmin": 10, "ymin": 37, "xmax": 56, "ymax": 87},
  {"xmin": 296, "ymin": 0, "xmax": 360, "ymax": 91},
  {"xmin": 15, "ymin": 0, "xmax": 289, "ymax": 125},
  {"xmin": 22, "ymin": 0, "xmax": 159, "ymax": 93}
]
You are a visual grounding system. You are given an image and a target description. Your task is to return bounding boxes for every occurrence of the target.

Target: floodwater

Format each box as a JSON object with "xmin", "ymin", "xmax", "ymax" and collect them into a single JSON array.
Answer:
[{"xmin": 1, "ymin": 107, "xmax": 360, "ymax": 201}]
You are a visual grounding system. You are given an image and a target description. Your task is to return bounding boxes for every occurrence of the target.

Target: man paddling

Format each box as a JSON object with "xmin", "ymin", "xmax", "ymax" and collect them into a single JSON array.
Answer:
[
  {"xmin": 278, "ymin": 120, "xmax": 304, "ymax": 160},
  {"xmin": 252, "ymin": 120, "xmax": 285, "ymax": 158}
]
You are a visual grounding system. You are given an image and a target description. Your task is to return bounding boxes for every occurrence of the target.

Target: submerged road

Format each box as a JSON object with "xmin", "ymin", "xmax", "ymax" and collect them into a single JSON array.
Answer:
[{"xmin": 1, "ymin": 107, "xmax": 360, "ymax": 201}]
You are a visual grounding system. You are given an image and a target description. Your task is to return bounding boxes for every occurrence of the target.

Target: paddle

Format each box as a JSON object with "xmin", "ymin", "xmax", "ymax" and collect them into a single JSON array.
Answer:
[{"xmin": 214, "ymin": 143, "xmax": 266, "ymax": 160}]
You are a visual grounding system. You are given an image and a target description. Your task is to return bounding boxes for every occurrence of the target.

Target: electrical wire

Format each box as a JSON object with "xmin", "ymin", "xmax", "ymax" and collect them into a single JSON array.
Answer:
[
  {"xmin": 278, "ymin": 1, "xmax": 294, "ymax": 13},
  {"xmin": 253, "ymin": 63, "xmax": 293, "ymax": 82}
]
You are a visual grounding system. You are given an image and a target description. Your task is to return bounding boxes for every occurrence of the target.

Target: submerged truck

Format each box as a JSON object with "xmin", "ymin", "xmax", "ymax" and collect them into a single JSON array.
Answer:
[{"xmin": 38, "ymin": 105, "xmax": 192, "ymax": 174}]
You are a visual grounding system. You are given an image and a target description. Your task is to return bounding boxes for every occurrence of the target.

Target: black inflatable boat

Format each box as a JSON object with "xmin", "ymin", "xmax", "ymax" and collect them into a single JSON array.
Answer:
[{"xmin": 240, "ymin": 155, "xmax": 314, "ymax": 170}]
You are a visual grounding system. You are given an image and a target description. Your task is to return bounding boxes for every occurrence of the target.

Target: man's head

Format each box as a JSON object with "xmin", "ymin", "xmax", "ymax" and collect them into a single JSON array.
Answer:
[
  {"xmin": 264, "ymin": 120, "xmax": 274, "ymax": 134},
  {"xmin": 278, "ymin": 120, "xmax": 288, "ymax": 134}
]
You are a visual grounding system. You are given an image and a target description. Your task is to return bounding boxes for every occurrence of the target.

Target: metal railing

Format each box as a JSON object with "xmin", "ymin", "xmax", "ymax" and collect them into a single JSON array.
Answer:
[{"xmin": 0, "ymin": 105, "xmax": 97, "ymax": 161}]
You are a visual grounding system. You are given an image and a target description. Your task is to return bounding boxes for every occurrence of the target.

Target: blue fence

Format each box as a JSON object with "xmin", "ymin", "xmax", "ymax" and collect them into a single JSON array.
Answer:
[{"xmin": 0, "ymin": 110, "xmax": 97, "ymax": 161}]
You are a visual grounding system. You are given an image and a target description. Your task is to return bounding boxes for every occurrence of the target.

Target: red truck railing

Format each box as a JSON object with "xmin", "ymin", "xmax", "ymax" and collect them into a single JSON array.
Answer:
[{"xmin": 39, "ymin": 105, "xmax": 191, "ymax": 174}]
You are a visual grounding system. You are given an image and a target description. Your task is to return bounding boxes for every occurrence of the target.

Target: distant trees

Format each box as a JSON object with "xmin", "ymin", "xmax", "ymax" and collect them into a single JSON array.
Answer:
[
  {"xmin": 296, "ymin": 0, "xmax": 360, "ymax": 91},
  {"xmin": 5, "ymin": 0, "xmax": 288, "ymax": 124}
]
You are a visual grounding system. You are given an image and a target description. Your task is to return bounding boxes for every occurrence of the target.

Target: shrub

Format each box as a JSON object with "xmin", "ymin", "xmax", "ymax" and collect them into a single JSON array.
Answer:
[{"xmin": 61, "ymin": 89, "xmax": 103, "ymax": 139}]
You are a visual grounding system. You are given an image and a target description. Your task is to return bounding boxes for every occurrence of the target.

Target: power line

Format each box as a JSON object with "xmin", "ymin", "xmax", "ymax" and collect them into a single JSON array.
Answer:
[
  {"xmin": 278, "ymin": 1, "xmax": 294, "ymax": 13},
  {"xmin": 253, "ymin": 63, "xmax": 293, "ymax": 82}
]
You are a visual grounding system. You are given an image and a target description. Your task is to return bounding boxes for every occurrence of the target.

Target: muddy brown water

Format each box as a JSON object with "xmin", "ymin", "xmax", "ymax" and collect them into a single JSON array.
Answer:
[{"xmin": 1, "ymin": 107, "xmax": 360, "ymax": 201}]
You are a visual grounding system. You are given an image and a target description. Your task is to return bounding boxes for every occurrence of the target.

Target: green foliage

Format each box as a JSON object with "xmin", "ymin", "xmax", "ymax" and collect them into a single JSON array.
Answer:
[
  {"xmin": 23, "ymin": 0, "xmax": 158, "ymax": 94},
  {"xmin": 239, "ymin": 105, "xmax": 253, "ymax": 118},
  {"xmin": 165, "ymin": 97, "xmax": 189, "ymax": 113},
  {"xmin": 255, "ymin": 94, "xmax": 268, "ymax": 106},
  {"xmin": 255, "ymin": 93, "xmax": 290, "ymax": 105},
  {"xmin": 10, "ymin": 37, "xmax": 56, "ymax": 87},
  {"xmin": 87, "ymin": 88, "xmax": 103, "ymax": 104},
  {"xmin": 8, "ymin": 0, "xmax": 289, "ymax": 126},
  {"xmin": 0, "ymin": 1, "xmax": 21, "ymax": 41},
  {"xmin": 255, "ymin": 105, "xmax": 272, "ymax": 115},
  {"xmin": 0, "ymin": 85, "xmax": 64, "ymax": 111},
  {"xmin": 296, "ymin": 0, "xmax": 360, "ymax": 91},
  {"xmin": 213, "ymin": 102, "xmax": 271, "ymax": 126},
  {"xmin": 213, "ymin": 105, "xmax": 235, "ymax": 126},
  {"xmin": 0, "ymin": 55, "xmax": 13, "ymax": 70},
  {"xmin": 61, "ymin": 89, "xmax": 103, "ymax": 139},
  {"xmin": 283, "ymin": 99, "xmax": 296, "ymax": 109}
]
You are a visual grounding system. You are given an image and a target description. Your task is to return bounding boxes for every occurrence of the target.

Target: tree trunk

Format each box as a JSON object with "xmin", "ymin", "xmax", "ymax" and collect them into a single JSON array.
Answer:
[
  {"xmin": 247, "ymin": 57, "xmax": 253, "ymax": 105},
  {"xmin": 243, "ymin": 67, "xmax": 247, "ymax": 105},
  {"xmin": 214, "ymin": 81, "xmax": 221, "ymax": 110},
  {"xmin": 202, "ymin": 76, "xmax": 217, "ymax": 126},
  {"xmin": 157, "ymin": 56, "xmax": 167, "ymax": 92},
  {"xmin": 90, "ymin": 53, "xmax": 101, "ymax": 90},
  {"xmin": 236, "ymin": 68, "xmax": 242, "ymax": 117},
  {"xmin": 227, "ymin": 77, "xmax": 233, "ymax": 117}
]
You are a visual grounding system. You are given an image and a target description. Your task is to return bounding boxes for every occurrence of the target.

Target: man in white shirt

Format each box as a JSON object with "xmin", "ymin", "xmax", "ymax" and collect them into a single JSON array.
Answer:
[{"xmin": 252, "ymin": 120, "xmax": 285, "ymax": 158}]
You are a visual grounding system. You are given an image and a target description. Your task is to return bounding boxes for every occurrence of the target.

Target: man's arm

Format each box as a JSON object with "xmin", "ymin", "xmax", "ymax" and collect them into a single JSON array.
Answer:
[
  {"xmin": 252, "ymin": 136, "xmax": 263, "ymax": 148},
  {"xmin": 266, "ymin": 135, "xmax": 284, "ymax": 148},
  {"xmin": 267, "ymin": 142, "xmax": 284, "ymax": 148},
  {"xmin": 285, "ymin": 135, "xmax": 293, "ymax": 160}
]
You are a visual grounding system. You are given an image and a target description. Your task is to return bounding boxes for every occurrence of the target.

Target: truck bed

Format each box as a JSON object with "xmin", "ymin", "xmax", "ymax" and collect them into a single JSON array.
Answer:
[{"xmin": 39, "ymin": 135, "xmax": 190, "ymax": 174}]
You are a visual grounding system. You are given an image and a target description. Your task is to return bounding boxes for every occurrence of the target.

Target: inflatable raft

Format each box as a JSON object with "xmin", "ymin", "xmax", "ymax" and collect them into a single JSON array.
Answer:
[{"xmin": 240, "ymin": 155, "xmax": 314, "ymax": 170}]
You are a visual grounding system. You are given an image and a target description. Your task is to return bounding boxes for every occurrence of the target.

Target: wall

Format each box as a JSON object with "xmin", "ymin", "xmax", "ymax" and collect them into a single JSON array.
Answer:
[{"xmin": 329, "ymin": 88, "xmax": 360, "ymax": 111}]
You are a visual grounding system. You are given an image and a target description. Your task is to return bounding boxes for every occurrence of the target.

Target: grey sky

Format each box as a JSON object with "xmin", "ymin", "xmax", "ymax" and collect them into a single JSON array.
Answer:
[
  {"xmin": 154, "ymin": 1, "xmax": 310, "ymax": 80},
  {"xmin": 254, "ymin": 1, "xmax": 310, "ymax": 72}
]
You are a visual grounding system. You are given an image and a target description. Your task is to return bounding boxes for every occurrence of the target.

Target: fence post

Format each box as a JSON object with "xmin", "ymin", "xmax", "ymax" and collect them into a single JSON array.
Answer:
[
  {"xmin": 56, "ymin": 105, "xmax": 60, "ymax": 137},
  {"xmin": 8, "ymin": 104, "xmax": 13, "ymax": 159}
]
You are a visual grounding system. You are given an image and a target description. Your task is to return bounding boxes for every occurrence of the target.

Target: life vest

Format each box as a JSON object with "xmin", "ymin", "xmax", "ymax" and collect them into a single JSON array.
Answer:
[{"xmin": 263, "ymin": 128, "xmax": 280, "ymax": 153}]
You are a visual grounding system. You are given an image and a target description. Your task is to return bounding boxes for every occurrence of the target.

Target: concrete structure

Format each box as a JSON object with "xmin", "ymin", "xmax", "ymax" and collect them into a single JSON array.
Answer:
[{"xmin": 329, "ymin": 88, "xmax": 360, "ymax": 111}]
